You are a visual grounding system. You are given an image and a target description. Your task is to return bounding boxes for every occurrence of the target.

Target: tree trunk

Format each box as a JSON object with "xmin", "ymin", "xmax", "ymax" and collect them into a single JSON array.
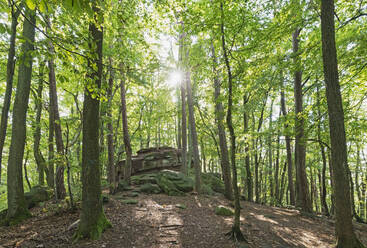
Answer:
[
  {"xmin": 23, "ymin": 150, "xmax": 31, "ymax": 191},
  {"xmin": 47, "ymin": 105, "xmax": 55, "ymax": 189},
  {"xmin": 107, "ymin": 58, "xmax": 115, "ymax": 193},
  {"xmin": 75, "ymin": 4, "xmax": 110, "ymax": 239},
  {"xmin": 274, "ymin": 122, "xmax": 280, "ymax": 205},
  {"xmin": 279, "ymin": 162, "xmax": 287, "ymax": 204},
  {"xmin": 320, "ymin": 0, "xmax": 363, "ymax": 246},
  {"xmin": 280, "ymin": 83, "xmax": 295, "ymax": 205},
  {"xmin": 33, "ymin": 62, "xmax": 46, "ymax": 186},
  {"xmin": 120, "ymin": 72, "xmax": 132, "ymax": 185},
  {"xmin": 317, "ymin": 86, "xmax": 330, "ymax": 216},
  {"xmin": 211, "ymin": 41, "xmax": 233, "ymax": 200},
  {"xmin": 47, "ymin": 17, "xmax": 66, "ymax": 200},
  {"xmin": 243, "ymin": 95, "xmax": 252, "ymax": 202},
  {"xmin": 179, "ymin": 28, "xmax": 188, "ymax": 175},
  {"xmin": 293, "ymin": 28, "xmax": 312, "ymax": 212},
  {"xmin": 0, "ymin": 5, "xmax": 20, "ymax": 184},
  {"xmin": 186, "ymin": 70, "xmax": 201, "ymax": 193},
  {"xmin": 6, "ymin": 7, "xmax": 35, "ymax": 224},
  {"xmin": 268, "ymin": 98, "xmax": 274, "ymax": 205},
  {"xmin": 220, "ymin": 3, "xmax": 246, "ymax": 241}
]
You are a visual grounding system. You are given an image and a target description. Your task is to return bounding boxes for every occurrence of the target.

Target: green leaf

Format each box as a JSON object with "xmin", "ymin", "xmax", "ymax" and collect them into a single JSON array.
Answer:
[
  {"xmin": 39, "ymin": 0, "xmax": 47, "ymax": 13},
  {"xmin": 25, "ymin": 0, "xmax": 36, "ymax": 10}
]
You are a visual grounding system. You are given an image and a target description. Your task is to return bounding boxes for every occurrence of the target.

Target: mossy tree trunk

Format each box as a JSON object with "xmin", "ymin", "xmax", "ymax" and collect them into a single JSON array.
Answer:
[
  {"xmin": 6, "ymin": 6, "xmax": 35, "ymax": 225},
  {"xmin": 0, "ymin": 3, "xmax": 20, "ymax": 184},
  {"xmin": 75, "ymin": 2, "xmax": 110, "ymax": 240},
  {"xmin": 320, "ymin": 0, "xmax": 364, "ymax": 246}
]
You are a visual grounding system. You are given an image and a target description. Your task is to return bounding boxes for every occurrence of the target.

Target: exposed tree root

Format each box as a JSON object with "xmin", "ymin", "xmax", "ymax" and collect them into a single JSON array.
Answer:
[{"xmin": 225, "ymin": 225, "xmax": 247, "ymax": 243}]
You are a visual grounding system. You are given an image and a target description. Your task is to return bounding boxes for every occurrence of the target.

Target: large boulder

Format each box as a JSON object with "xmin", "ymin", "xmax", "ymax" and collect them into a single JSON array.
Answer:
[
  {"xmin": 156, "ymin": 170, "xmax": 194, "ymax": 196},
  {"xmin": 131, "ymin": 173, "xmax": 157, "ymax": 185},
  {"xmin": 140, "ymin": 183, "xmax": 161, "ymax": 194},
  {"xmin": 201, "ymin": 173, "xmax": 225, "ymax": 194},
  {"xmin": 24, "ymin": 185, "xmax": 51, "ymax": 209}
]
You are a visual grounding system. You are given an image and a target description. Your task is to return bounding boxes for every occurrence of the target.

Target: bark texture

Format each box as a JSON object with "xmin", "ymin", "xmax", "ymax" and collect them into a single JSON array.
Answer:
[
  {"xmin": 6, "ymin": 7, "xmax": 35, "ymax": 224},
  {"xmin": 211, "ymin": 41, "xmax": 233, "ymax": 200},
  {"xmin": 293, "ymin": 28, "xmax": 312, "ymax": 212},
  {"xmin": 320, "ymin": 0, "xmax": 363, "ymax": 246},
  {"xmin": 75, "ymin": 4, "xmax": 110, "ymax": 239},
  {"xmin": 0, "ymin": 5, "xmax": 20, "ymax": 184}
]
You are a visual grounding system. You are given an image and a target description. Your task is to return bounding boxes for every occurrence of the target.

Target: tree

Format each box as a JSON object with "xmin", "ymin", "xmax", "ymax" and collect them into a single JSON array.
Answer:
[
  {"xmin": 0, "ymin": 2, "xmax": 20, "ymax": 184},
  {"xmin": 33, "ymin": 62, "xmax": 47, "ymax": 186},
  {"xmin": 320, "ymin": 0, "xmax": 364, "ymax": 246},
  {"xmin": 293, "ymin": 27, "xmax": 312, "ymax": 213},
  {"xmin": 75, "ymin": 2, "xmax": 111, "ymax": 239},
  {"xmin": 185, "ymin": 69, "xmax": 201, "ymax": 193},
  {"xmin": 220, "ymin": 2, "xmax": 246, "ymax": 242},
  {"xmin": 6, "ymin": 5, "xmax": 36, "ymax": 225},
  {"xmin": 47, "ymin": 16, "xmax": 66, "ymax": 200},
  {"xmin": 121, "ymin": 69, "xmax": 132, "ymax": 185},
  {"xmin": 211, "ymin": 41, "xmax": 233, "ymax": 200}
]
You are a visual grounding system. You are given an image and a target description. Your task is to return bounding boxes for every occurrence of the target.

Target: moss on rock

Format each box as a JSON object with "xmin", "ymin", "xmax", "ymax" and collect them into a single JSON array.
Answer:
[
  {"xmin": 140, "ymin": 183, "xmax": 161, "ymax": 194},
  {"xmin": 131, "ymin": 174, "xmax": 157, "ymax": 185},
  {"xmin": 24, "ymin": 185, "xmax": 50, "ymax": 209},
  {"xmin": 215, "ymin": 205, "xmax": 234, "ymax": 216},
  {"xmin": 201, "ymin": 173, "xmax": 225, "ymax": 194}
]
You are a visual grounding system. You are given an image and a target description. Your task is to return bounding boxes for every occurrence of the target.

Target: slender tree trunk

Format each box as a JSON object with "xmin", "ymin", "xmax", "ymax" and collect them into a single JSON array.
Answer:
[
  {"xmin": 274, "ymin": 123, "xmax": 280, "ymax": 205},
  {"xmin": 280, "ymin": 83, "xmax": 295, "ymax": 205},
  {"xmin": 221, "ymin": 3, "xmax": 246, "ymax": 241},
  {"xmin": 33, "ymin": 62, "xmax": 46, "ymax": 186},
  {"xmin": 0, "ymin": 5, "xmax": 20, "ymax": 184},
  {"xmin": 317, "ymin": 87, "xmax": 330, "ymax": 216},
  {"xmin": 179, "ymin": 29, "xmax": 188, "ymax": 175},
  {"xmin": 120, "ymin": 72, "xmax": 132, "ymax": 185},
  {"xmin": 279, "ymin": 162, "xmax": 287, "ymax": 204},
  {"xmin": 75, "ymin": 4, "xmax": 110, "ymax": 239},
  {"xmin": 320, "ymin": 0, "xmax": 363, "ymax": 246},
  {"xmin": 293, "ymin": 28, "xmax": 312, "ymax": 212},
  {"xmin": 47, "ymin": 17, "xmax": 66, "ymax": 200},
  {"xmin": 186, "ymin": 70, "xmax": 201, "ymax": 192},
  {"xmin": 254, "ymin": 99, "xmax": 266, "ymax": 203},
  {"xmin": 243, "ymin": 95, "xmax": 252, "ymax": 202},
  {"xmin": 268, "ymin": 98, "xmax": 274, "ymax": 205},
  {"xmin": 107, "ymin": 58, "xmax": 115, "ymax": 193},
  {"xmin": 6, "ymin": 7, "xmax": 35, "ymax": 224},
  {"xmin": 47, "ymin": 105, "xmax": 55, "ymax": 188},
  {"xmin": 211, "ymin": 41, "xmax": 233, "ymax": 200},
  {"xmin": 200, "ymin": 138, "xmax": 207, "ymax": 173},
  {"xmin": 23, "ymin": 150, "xmax": 31, "ymax": 191}
]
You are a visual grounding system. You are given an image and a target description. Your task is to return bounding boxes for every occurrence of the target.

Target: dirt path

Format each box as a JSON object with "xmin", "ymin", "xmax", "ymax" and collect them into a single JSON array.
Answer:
[{"xmin": 1, "ymin": 191, "xmax": 367, "ymax": 248}]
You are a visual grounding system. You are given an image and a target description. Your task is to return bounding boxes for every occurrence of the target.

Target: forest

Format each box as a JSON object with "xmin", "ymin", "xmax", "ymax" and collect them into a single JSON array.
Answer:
[{"xmin": 0, "ymin": 0, "xmax": 366, "ymax": 247}]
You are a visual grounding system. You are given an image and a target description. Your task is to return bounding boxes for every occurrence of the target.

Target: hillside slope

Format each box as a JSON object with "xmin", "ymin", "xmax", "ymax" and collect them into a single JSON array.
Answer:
[{"xmin": 1, "ymin": 190, "xmax": 366, "ymax": 248}]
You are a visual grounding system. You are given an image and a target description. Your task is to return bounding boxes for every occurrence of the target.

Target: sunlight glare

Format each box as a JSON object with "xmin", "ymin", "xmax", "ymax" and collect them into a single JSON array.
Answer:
[{"xmin": 166, "ymin": 70, "xmax": 183, "ymax": 88}]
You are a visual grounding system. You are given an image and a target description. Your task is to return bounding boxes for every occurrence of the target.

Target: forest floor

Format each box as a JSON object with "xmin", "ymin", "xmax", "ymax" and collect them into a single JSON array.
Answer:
[{"xmin": 1, "ymin": 187, "xmax": 367, "ymax": 248}]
